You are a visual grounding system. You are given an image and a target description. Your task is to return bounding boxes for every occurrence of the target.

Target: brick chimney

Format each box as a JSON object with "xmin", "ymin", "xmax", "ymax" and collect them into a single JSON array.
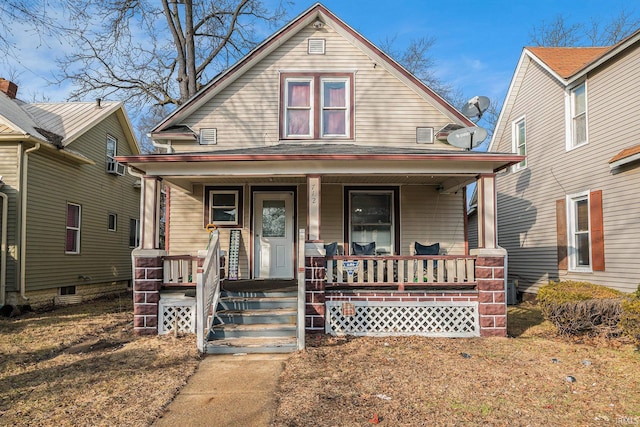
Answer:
[{"xmin": 0, "ymin": 78, "xmax": 18, "ymax": 99}]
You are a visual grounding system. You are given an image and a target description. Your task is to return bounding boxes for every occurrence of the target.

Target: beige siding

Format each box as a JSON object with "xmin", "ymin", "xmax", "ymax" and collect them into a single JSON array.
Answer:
[
  {"xmin": 24, "ymin": 113, "xmax": 140, "ymax": 292},
  {"xmin": 0, "ymin": 143, "xmax": 20, "ymax": 291},
  {"xmin": 320, "ymin": 184, "xmax": 344, "ymax": 248},
  {"xmin": 171, "ymin": 25, "xmax": 458, "ymax": 152},
  {"xmin": 495, "ymin": 47, "xmax": 640, "ymax": 294}
]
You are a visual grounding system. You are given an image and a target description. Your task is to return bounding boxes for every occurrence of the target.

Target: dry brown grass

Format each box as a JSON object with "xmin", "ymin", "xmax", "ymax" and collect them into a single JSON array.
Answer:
[
  {"xmin": 274, "ymin": 303, "xmax": 640, "ymax": 426},
  {"xmin": 0, "ymin": 293, "xmax": 199, "ymax": 427}
]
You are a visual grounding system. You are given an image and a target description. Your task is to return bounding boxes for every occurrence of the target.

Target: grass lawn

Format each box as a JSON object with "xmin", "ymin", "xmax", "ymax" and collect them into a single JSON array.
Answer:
[{"xmin": 1, "ymin": 296, "xmax": 638, "ymax": 426}]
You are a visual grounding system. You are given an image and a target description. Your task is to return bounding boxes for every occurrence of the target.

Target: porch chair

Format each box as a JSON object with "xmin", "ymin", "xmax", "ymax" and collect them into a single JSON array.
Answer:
[
  {"xmin": 413, "ymin": 242, "xmax": 440, "ymax": 282},
  {"xmin": 351, "ymin": 241, "xmax": 376, "ymax": 255}
]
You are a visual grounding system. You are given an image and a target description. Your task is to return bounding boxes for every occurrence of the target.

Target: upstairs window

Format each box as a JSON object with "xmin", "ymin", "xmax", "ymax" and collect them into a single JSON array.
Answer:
[
  {"xmin": 66, "ymin": 203, "xmax": 81, "ymax": 254},
  {"xmin": 568, "ymin": 82, "xmax": 587, "ymax": 149},
  {"xmin": 281, "ymin": 73, "xmax": 352, "ymax": 139},
  {"xmin": 512, "ymin": 117, "xmax": 526, "ymax": 171},
  {"xmin": 106, "ymin": 134, "xmax": 117, "ymax": 160}
]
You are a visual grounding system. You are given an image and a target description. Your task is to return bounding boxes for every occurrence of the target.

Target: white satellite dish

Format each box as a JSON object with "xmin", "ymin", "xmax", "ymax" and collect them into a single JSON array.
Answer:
[
  {"xmin": 447, "ymin": 126, "xmax": 488, "ymax": 150},
  {"xmin": 461, "ymin": 96, "xmax": 490, "ymax": 121}
]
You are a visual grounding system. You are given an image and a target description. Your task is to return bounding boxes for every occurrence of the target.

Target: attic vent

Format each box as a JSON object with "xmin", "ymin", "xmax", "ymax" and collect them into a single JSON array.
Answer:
[
  {"xmin": 308, "ymin": 38, "xmax": 325, "ymax": 55},
  {"xmin": 199, "ymin": 128, "xmax": 217, "ymax": 145},
  {"xmin": 416, "ymin": 127, "xmax": 434, "ymax": 144}
]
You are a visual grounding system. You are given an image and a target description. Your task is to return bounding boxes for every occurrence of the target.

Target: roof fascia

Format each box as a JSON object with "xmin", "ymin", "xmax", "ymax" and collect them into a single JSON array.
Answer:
[{"xmin": 522, "ymin": 48, "xmax": 567, "ymax": 84}]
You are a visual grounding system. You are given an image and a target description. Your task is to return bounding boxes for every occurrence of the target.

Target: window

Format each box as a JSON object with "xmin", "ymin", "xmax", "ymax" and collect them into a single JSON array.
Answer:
[
  {"xmin": 568, "ymin": 82, "xmax": 587, "ymax": 149},
  {"xmin": 66, "ymin": 203, "xmax": 81, "ymax": 254},
  {"xmin": 203, "ymin": 186, "xmax": 244, "ymax": 228},
  {"xmin": 349, "ymin": 191, "xmax": 394, "ymax": 255},
  {"xmin": 108, "ymin": 213, "xmax": 117, "ymax": 231},
  {"xmin": 281, "ymin": 73, "xmax": 352, "ymax": 139},
  {"xmin": 106, "ymin": 134, "xmax": 117, "ymax": 159},
  {"xmin": 129, "ymin": 218, "xmax": 140, "ymax": 248},
  {"xmin": 512, "ymin": 117, "xmax": 526, "ymax": 170},
  {"xmin": 556, "ymin": 190, "xmax": 604, "ymax": 272}
]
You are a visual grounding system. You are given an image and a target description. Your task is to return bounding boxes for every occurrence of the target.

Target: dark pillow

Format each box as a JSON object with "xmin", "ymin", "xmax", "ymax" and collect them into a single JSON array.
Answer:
[
  {"xmin": 324, "ymin": 242, "xmax": 338, "ymax": 257},
  {"xmin": 352, "ymin": 242, "xmax": 376, "ymax": 255},
  {"xmin": 415, "ymin": 242, "xmax": 439, "ymax": 255}
]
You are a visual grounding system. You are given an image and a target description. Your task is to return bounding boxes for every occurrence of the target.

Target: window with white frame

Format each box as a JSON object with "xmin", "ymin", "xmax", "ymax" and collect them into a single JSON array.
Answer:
[
  {"xmin": 569, "ymin": 82, "xmax": 587, "ymax": 149},
  {"xmin": 349, "ymin": 191, "xmax": 393, "ymax": 255},
  {"xmin": 281, "ymin": 73, "xmax": 352, "ymax": 139},
  {"xmin": 209, "ymin": 190, "xmax": 240, "ymax": 225},
  {"xmin": 567, "ymin": 192, "xmax": 591, "ymax": 270},
  {"xmin": 129, "ymin": 218, "xmax": 140, "ymax": 248},
  {"xmin": 66, "ymin": 203, "xmax": 81, "ymax": 254},
  {"xmin": 512, "ymin": 116, "xmax": 526, "ymax": 170},
  {"xmin": 108, "ymin": 213, "xmax": 117, "ymax": 231},
  {"xmin": 106, "ymin": 134, "xmax": 117, "ymax": 160}
]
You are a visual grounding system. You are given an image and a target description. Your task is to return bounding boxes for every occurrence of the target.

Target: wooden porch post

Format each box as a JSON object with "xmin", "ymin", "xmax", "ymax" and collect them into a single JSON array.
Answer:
[
  {"xmin": 141, "ymin": 176, "xmax": 162, "ymax": 250},
  {"xmin": 307, "ymin": 175, "xmax": 321, "ymax": 241},
  {"xmin": 477, "ymin": 173, "xmax": 497, "ymax": 249}
]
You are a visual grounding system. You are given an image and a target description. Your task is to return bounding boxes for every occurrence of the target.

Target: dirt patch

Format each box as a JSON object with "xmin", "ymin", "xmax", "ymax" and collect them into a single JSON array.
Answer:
[{"xmin": 274, "ymin": 307, "xmax": 640, "ymax": 426}]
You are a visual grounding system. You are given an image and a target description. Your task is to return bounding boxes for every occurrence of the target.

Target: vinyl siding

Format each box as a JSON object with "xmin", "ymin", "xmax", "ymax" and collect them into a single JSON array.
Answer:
[
  {"xmin": 171, "ymin": 24, "xmax": 457, "ymax": 152},
  {"xmin": 23, "ymin": 113, "xmax": 140, "ymax": 292},
  {"xmin": 0, "ymin": 143, "xmax": 20, "ymax": 291},
  {"xmin": 495, "ymin": 46, "xmax": 640, "ymax": 294}
]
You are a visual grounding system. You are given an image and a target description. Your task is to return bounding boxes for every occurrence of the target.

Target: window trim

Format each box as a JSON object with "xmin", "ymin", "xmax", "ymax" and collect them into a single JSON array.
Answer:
[
  {"xmin": 106, "ymin": 134, "xmax": 117, "ymax": 159},
  {"xmin": 343, "ymin": 186, "xmax": 400, "ymax": 255},
  {"xmin": 108, "ymin": 213, "xmax": 117, "ymax": 232},
  {"xmin": 129, "ymin": 218, "xmax": 140, "ymax": 248},
  {"xmin": 511, "ymin": 115, "xmax": 527, "ymax": 171},
  {"xmin": 280, "ymin": 72, "xmax": 354, "ymax": 140},
  {"xmin": 565, "ymin": 81, "xmax": 588, "ymax": 151},
  {"xmin": 203, "ymin": 186, "xmax": 244, "ymax": 228},
  {"xmin": 65, "ymin": 202, "xmax": 81, "ymax": 254},
  {"xmin": 566, "ymin": 191, "xmax": 592, "ymax": 272}
]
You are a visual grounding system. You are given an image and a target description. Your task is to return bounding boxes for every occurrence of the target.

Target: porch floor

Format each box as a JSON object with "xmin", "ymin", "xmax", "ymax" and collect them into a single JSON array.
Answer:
[{"xmin": 221, "ymin": 279, "xmax": 297, "ymax": 293}]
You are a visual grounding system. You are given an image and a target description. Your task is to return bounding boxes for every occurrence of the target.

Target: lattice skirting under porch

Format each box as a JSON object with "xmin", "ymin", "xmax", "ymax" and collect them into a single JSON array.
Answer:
[
  {"xmin": 158, "ymin": 295, "xmax": 196, "ymax": 335},
  {"xmin": 325, "ymin": 301, "xmax": 479, "ymax": 337}
]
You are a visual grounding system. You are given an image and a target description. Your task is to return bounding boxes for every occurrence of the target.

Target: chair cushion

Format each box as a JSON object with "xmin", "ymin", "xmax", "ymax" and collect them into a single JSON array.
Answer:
[
  {"xmin": 324, "ymin": 242, "xmax": 338, "ymax": 257},
  {"xmin": 352, "ymin": 242, "xmax": 376, "ymax": 255},
  {"xmin": 415, "ymin": 242, "xmax": 439, "ymax": 255}
]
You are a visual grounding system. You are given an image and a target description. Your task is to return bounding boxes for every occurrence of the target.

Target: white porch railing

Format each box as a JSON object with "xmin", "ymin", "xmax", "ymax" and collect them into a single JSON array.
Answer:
[
  {"xmin": 196, "ymin": 230, "xmax": 221, "ymax": 353},
  {"xmin": 326, "ymin": 255, "xmax": 476, "ymax": 288},
  {"xmin": 163, "ymin": 255, "xmax": 200, "ymax": 286}
]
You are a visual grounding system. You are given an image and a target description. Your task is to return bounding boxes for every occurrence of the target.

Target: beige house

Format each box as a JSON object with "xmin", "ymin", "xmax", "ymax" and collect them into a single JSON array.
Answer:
[
  {"xmin": 0, "ymin": 79, "xmax": 141, "ymax": 310},
  {"xmin": 489, "ymin": 29, "xmax": 640, "ymax": 297},
  {"xmin": 120, "ymin": 3, "xmax": 522, "ymax": 351}
]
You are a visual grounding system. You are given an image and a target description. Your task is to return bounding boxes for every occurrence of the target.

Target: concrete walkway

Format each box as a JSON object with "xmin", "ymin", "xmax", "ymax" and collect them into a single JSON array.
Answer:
[{"xmin": 153, "ymin": 353, "xmax": 290, "ymax": 427}]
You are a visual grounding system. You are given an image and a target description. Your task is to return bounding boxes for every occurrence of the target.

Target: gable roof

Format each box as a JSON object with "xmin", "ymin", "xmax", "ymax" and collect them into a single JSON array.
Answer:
[
  {"xmin": 0, "ymin": 92, "xmax": 140, "ymax": 158},
  {"xmin": 152, "ymin": 2, "xmax": 473, "ymax": 136},
  {"xmin": 488, "ymin": 27, "xmax": 640, "ymax": 154}
]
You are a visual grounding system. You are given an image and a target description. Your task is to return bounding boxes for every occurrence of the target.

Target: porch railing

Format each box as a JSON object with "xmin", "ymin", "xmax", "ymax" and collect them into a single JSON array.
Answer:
[
  {"xmin": 326, "ymin": 255, "xmax": 476, "ymax": 289},
  {"xmin": 163, "ymin": 255, "xmax": 200, "ymax": 287},
  {"xmin": 196, "ymin": 230, "xmax": 221, "ymax": 353}
]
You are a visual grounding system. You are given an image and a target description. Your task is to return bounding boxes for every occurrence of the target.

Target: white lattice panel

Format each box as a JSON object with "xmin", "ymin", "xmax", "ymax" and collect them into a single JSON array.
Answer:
[
  {"xmin": 325, "ymin": 301, "xmax": 479, "ymax": 337},
  {"xmin": 159, "ymin": 296, "xmax": 196, "ymax": 335}
]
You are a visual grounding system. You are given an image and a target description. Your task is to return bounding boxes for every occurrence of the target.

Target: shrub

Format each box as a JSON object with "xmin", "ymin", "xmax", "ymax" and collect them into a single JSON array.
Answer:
[
  {"xmin": 619, "ymin": 285, "xmax": 640, "ymax": 346},
  {"xmin": 538, "ymin": 281, "xmax": 624, "ymax": 336}
]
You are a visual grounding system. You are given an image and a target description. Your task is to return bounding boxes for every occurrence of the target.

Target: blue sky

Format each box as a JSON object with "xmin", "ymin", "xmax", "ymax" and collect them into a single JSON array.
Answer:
[{"xmin": 2, "ymin": 0, "xmax": 639, "ymax": 115}]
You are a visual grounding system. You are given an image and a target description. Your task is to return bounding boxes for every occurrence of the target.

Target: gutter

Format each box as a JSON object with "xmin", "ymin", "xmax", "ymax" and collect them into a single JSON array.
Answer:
[
  {"xmin": 0, "ymin": 191, "xmax": 7, "ymax": 306},
  {"xmin": 150, "ymin": 133, "xmax": 174, "ymax": 154},
  {"xmin": 19, "ymin": 143, "xmax": 41, "ymax": 301}
]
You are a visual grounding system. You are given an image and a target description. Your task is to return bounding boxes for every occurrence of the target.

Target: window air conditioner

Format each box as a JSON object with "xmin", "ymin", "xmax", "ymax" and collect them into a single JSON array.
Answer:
[{"xmin": 106, "ymin": 158, "xmax": 126, "ymax": 176}]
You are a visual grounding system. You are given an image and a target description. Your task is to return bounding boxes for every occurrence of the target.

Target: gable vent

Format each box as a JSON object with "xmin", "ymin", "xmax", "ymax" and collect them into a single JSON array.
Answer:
[
  {"xmin": 308, "ymin": 38, "xmax": 325, "ymax": 55},
  {"xmin": 416, "ymin": 127, "xmax": 434, "ymax": 144},
  {"xmin": 199, "ymin": 128, "xmax": 217, "ymax": 145}
]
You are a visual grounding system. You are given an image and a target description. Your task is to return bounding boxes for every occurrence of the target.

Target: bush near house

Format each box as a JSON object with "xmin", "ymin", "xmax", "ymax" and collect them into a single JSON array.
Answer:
[
  {"xmin": 620, "ymin": 286, "xmax": 640, "ymax": 346},
  {"xmin": 537, "ymin": 281, "xmax": 624, "ymax": 336}
]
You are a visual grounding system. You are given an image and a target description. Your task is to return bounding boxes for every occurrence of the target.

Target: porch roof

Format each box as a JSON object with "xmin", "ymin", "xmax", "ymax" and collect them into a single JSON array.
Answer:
[{"xmin": 117, "ymin": 144, "xmax": 523, "ymax": 193}]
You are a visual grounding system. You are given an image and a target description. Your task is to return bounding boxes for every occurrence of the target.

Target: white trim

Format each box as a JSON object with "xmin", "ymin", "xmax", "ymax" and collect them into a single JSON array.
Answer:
[
  {"xmin": 108, "ymin": 212, "xmax": 117, "ymax": 232},
  {"xmin": 320, "ymin": 77, "xmax": 350, "ymax": 138},
  {"xmin": 209, "ymin": 189, "xmax": 240, "ymax": 226},
  {"xmin": 65, "ymin": 202, "xmax": 81, "ymax": 254},
  {"xmin": 566, "ymin": 190, "xmax": 592, "ymax": 272},
  {"xmin": 511, "ymin": 115, "xmax": 526, "ymax": 172},
  {"xmin": 566, "ymin": 81, "xmax": 588, "ymax": 151},
  {"xmin": 284, "ymin": 77, "xmax": 314, "ymax": 138}
]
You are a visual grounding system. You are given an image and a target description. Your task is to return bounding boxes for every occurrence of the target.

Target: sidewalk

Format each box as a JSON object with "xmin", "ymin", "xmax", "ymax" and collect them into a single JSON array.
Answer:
[{"xmin": 153, "ymin": 353, "xmax": 290, "ymax": 427}]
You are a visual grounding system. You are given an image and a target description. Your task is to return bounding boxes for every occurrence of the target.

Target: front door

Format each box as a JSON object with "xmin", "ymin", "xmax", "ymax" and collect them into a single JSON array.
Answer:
[{"xmin": 253, "ymin": 192, "xmax": 294, "ymax": 279}]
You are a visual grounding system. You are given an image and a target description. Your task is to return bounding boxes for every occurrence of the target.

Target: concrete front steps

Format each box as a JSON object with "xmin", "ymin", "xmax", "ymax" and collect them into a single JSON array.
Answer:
[{"xmin": 205, "ymin": 287, "xmax": 298, "ymax": 354}]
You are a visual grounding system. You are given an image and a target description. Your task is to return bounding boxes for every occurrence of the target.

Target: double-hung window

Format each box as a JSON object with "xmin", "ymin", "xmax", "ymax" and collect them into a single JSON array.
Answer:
[
  {"xmin": 66, "ymin": 203, "xmax": 81, "ymax": 254},
  {"xmin": 281, "ymin": 73, "xmax": 352, "ymax": 139},
  {"xmin": 512, "ymin": 116, "xmax": 526, "ymax": 170},
  {"xmin": 204, "ymin": 186, "xmax": 243, "ymax": 228},
  {"xmin": 568, "ymin": 82, "xmax": 587, "ymax": 149},
  {"xmin": 567, "ymin": 192, "xmax": 591, "ymax": 270},
  {"xmin": 106, "ymin": 134, "xmax": 117, "ymax": 160},
  {"xmin": 349, "ymin": 190, "xmax": 394, "ymax": 255},
  {"xmin": 129, "ymin": 218, "xmax": 140, "ymax": 248}
]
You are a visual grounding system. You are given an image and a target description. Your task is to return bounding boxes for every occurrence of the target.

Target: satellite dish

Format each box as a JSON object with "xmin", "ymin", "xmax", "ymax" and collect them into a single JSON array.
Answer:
[
  {"xmin": 461, "ymin": 96, "xmax": 490, "ymax": 121},
  {"xmin": 447, "ymin": 126, "xmax": 488, "ymax": 150}
]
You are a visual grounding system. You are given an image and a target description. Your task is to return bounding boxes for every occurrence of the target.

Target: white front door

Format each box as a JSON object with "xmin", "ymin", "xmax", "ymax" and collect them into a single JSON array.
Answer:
[{"xmin": 253, "ymin": 192, "xmax": 294, "ymax": 279}]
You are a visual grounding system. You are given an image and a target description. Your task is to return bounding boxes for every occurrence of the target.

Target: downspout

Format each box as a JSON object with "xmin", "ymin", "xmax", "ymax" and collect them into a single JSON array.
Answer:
[
  {"xmin": 150, "ymin": 134, "xmax": 173, "ymax": 153},
  {"xmin": 19, "ymin": 143, "xmax": 41, "ymax": 301},
  {"xmin": 0, "ymin": 191, "xmax": 7, "ymax": 306}
]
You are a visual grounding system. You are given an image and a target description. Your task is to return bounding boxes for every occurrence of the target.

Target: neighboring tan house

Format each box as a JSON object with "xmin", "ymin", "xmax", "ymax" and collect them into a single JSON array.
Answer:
[
  {"xmin": 0, "ymin": 79, "xmax": 141, "ymax": 311},
  {"xmin": 488, "ymin": 28, "xmax": 640, "ymax": 298},
  {"xmin": 119, "ymin": 3, "xmax": 522, "ymax": 352}
]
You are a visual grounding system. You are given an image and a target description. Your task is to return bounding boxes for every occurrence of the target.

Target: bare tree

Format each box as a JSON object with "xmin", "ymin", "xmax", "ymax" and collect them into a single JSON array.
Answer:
[{"xmin": 530, "ymin": 10, "xmax": 640, "ymax": 47}]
